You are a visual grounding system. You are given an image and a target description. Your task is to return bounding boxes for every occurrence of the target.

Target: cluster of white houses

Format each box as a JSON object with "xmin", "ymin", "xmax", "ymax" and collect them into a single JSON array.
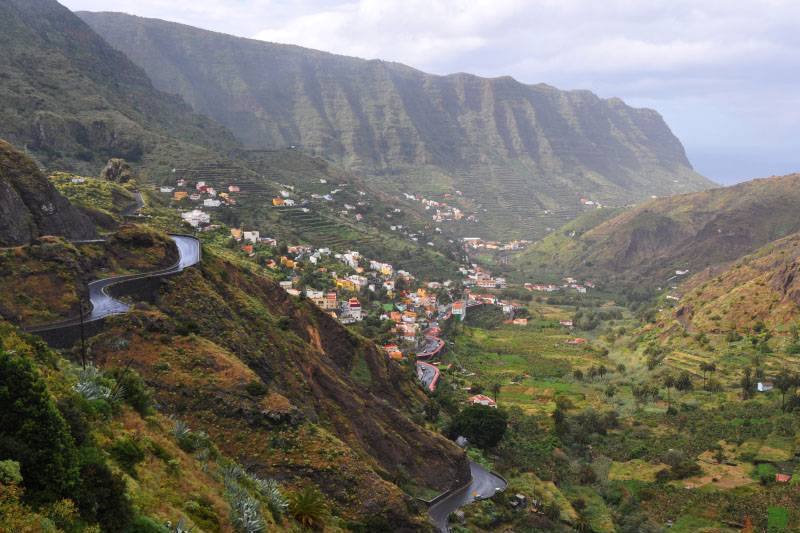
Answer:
[{"xmin": 524, "ymin": 277, "xmax": 595, "ymax": 294}]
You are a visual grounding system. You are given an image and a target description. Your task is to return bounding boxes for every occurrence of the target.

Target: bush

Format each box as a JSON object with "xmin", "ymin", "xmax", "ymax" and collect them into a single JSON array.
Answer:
[
  {"xmin": 244, "ymin": 380, "xmax": 269, "ymax": 397},
  {"xmin": 0, "ymin": 351, "xmax": 79, "ymax": 503},
  {"xmin": 109, "ymin": 438, "xmax": 146, "ymax": 477},
  {"xmin": 109, "ymin": 368, "xmax": 154, "ymax": 416},
  {"xmin": 288, "ymin": 486, "xmax": 328, "ymax": 529},
  {"xmin": 0, "ymin": 460, "xmax": 22, "ymax": 485},
  {"xmin": 75, "ymin": 460, "xmax": 134, "ymax": 530},
  {"xmin": 124, "ymin": 515, "xmax": 170, "ymax": 533}
]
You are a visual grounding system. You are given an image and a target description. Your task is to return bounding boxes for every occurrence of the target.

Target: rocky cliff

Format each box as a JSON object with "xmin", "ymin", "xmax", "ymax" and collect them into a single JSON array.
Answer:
[
  {"xmin": 0, "ymin": 139, "xmax": 95, "ymax": 246},
  {"xmin": 78, "ymin": 11, "xmax": 714, "ymax": 238},
  {"xmin": 0, "ymin": 0, "xmax": 238, "ymax": 175}
]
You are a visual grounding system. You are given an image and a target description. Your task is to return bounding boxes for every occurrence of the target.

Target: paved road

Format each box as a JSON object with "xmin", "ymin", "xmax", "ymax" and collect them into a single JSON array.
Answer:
[
  {"xmin": 27, "ymin": 235, "xmax": 200, "ymax": 331},
  {"xmin": 416, "ymin": 361, "xmax": 440, "ymax": 392},
  {"xmin": 428, "ymin": 461, "xmax": 507, "ymax": 532},
  {"xmin": 121, "ymin": 191, "xmax": 145, "ymax": 216}
]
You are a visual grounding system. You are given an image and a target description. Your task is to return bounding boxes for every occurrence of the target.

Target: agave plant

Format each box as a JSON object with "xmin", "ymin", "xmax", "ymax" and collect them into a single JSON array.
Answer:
[
  {"xmin": 254, "ymin": 476, "xmax": 288, "ymax": 521},
  {"xmin": 228, "ymin": 486, "xmax": 266, "ymax": 533},
  {"xmin": 172, "ymin": 419, "xmax": 191, "ymax": 440},
  {"xmin": 73, "ymin": 363, "xmax": 112, "ymax": 400}
]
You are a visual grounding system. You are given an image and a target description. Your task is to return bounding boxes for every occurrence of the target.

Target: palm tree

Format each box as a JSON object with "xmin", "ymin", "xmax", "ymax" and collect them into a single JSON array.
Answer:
[
  {"xmin": 288, "ymin": 486, "xmax": 328, "ymax": 529},
  {"xmin": 491, "ymin": 382, "xmax": 502, "ymax": 402},
  {"xmin": 699, "ymin": 361, "xmax": 717, "ymax": 389},
  {"xmin": 774, "ymin": 368, "xmax": 795, "ymax": 410},
  {"xmin": 662, "ymin": 373, "xmax": 676, "ymax": 409}
]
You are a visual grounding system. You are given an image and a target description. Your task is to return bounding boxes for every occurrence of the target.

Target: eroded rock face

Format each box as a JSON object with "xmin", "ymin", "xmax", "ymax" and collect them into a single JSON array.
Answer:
[
  {"xmin": 0, "ymin": 140, "xmax": 95, "ymax": 246},
  {"xmin": 100, "ymin": 158, "xmax": 135, "ymax": 183}
]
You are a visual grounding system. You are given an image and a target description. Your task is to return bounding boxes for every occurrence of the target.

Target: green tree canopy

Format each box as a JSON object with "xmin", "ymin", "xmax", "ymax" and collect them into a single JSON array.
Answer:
[{"xmin": 449, "ymin": 404, "xmax": 508, "ymax": 449}]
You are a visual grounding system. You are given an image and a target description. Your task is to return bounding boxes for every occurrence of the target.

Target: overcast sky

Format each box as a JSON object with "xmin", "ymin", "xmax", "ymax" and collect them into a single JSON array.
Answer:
[{"xmin": 62, "ymin": 0, "xmax": 800, "ymax": 184}]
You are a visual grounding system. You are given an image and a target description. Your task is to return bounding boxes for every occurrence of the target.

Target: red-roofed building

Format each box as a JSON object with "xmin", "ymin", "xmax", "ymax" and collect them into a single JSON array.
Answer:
[
  {"xmin": 776, "ymin": 473, "xmax": 792, "ymax": 483},
  {"xmin": 468, "ymin": 394, "xmax": 497, "ymax": 408}
]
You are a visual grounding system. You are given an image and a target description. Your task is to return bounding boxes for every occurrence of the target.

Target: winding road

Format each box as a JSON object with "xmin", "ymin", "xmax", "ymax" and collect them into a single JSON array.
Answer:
[
  {"xmin": 86, "ymin": 235, "xmax": 200, "ymax": 320},
  {"xmin": 429, "ymin": 461, "xmax": 508, "ymax": 532},
  {"xmin": 27, "ymin": 235, "xmax": 200, "ymax": 332}
]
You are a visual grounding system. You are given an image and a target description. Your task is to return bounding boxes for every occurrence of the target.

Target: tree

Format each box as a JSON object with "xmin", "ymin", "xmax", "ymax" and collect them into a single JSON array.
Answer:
[
  {"xmin": 598, "ymin": 365, "xmax": 608, "ymax": 379},
  {"xmin": 675, "ymin": 372, "xmax": 693, "ymax": 392},
  {"xmin": 740, "ymin": 368, "xmax": 754, "ymax": 400},
  {"xmin": 491, "ymin": 382, "xmax": 502, "ymax": 402},
  {"xmin": 662, "ymin": 374, "xmax": 676, "ymax": 409},
  {"xmin": 774, "ymin": 368, "xmax": 797, "ymax": 411},
  {"xmin": 573, "ymin": 369, "xmax": 584, "ymax": 381},
  {"xmin": 0, "ymin": 351, "xmax": 79, "ymax": 503},
  {"xmin": 449, "ymin": 405, "xmax": 509, "ymax": 449},
  {"xmin": 699, "ymin": 362, "xmax": 716, "ymax": 389}
]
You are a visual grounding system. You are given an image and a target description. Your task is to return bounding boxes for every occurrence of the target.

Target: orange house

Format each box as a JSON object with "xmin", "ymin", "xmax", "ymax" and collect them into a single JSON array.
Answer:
[
  {"xmin": 272, "ymin": 197, "xmax": 285, "ymax": 206},
  {"xmin": 173, "ymin": 191, "xmax": 188, "ymax": 201}
]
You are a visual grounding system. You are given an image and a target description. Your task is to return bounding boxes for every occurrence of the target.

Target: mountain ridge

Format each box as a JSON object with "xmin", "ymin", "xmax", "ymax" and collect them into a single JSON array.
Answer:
[{"xmin": 77, "ymin": 10, "xmax": 714, "ymax": 239}]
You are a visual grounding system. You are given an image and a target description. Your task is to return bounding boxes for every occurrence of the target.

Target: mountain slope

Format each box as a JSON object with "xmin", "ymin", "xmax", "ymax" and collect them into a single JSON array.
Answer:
[
  {"xmin": 513, "ymin": 174, "xmax": 800, "ymax": 287},
  {"xmin": 0, "ymin": 0, "xmax": 238, "ymax": 175},
  {"xmin": 670, "ymin": 232, "xmax": 800, "ymax": 334},
  {"xmin": 0, "ymin": 139, "xmax": 95, "ymax": 245},
  {"xmin": 77, "ymin": 11, "xmax": 713, "ymax": 239}
]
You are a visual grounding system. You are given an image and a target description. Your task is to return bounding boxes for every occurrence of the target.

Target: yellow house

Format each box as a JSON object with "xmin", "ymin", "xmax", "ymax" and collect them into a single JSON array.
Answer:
[
  {"xmin": 335, "ymin": 278, "xmax": 356, "ymax": 291},
  {"xmin": 230, "ymin": 228, "xmax": 243, "ymax": 241},
  {"xmin": 280, "ymin": 256, "xmax": 296, "ymax": 269},
  {"xmin": 173, "ymin": 191, "xmax": 188, "ymax": 201},
  {"xmin": 272, "ymin": 197, "xmax": 285, "ymax": 206}
]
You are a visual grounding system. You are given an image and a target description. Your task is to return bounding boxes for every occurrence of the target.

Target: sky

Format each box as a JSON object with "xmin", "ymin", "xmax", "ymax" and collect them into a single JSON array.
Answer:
[{"xmin": 61, "ymin": 0, "xmax": 800, "ymax": 185}]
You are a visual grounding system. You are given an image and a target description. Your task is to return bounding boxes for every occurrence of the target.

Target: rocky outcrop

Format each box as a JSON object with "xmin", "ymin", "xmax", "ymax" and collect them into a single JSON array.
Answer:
[
  {"xmin": 99, "ymin": 158, "xmax": 135, "ymax": 183},
  {"xmin": 0, "ymin": 140, "xmax": 95, "ymax": 246}
]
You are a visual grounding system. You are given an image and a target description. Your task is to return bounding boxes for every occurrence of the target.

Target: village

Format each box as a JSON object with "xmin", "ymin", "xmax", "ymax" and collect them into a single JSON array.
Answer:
[{"xmin": 157, "ymin": 175, "xmax": 561, "ymax": 398}]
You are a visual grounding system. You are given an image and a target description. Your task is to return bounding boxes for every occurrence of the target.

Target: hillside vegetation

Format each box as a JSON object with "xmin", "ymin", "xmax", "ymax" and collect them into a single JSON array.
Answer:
[
  {"xmin": 513, "ymin": 174, "xmax": 800, "ymax": 288},
  {"xmin": 79, "ymin": 11, "xmax": 712, "ymax": 239},
  {"xmin": 668, "ymin": 232, "xmax": 800, "ymax": 335},
  {"xmin": 0, "ymin": 0, "xmax": 238, "ymax": 175}
]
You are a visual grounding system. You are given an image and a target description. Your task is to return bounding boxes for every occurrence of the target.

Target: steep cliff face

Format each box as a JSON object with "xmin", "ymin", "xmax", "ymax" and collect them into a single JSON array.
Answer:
[
  {"xmin": 78, "ymin": 11, "xmax": 713, "ymax": 238},
  {"xmin": 0, "ymin": 140, "xmax": 95, "ymax": 246},
  {"xmin": 0, "ymin": 0, "xmax": 238, "ymax": 175}
]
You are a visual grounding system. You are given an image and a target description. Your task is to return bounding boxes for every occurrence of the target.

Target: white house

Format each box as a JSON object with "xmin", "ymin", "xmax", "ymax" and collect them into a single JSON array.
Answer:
[
  {"xmin": 243, "ymin": 231, "xmax": 260, "ymax": 243},
  {"xmin": 181, "ymin": 209, "xmax": 210, "ymax": 228}
]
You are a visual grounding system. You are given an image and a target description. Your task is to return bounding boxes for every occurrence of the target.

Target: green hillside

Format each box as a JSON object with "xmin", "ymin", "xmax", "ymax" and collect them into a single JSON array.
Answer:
[
  {"xmin": 512, "ymin": 174, "xmax": 800, "ymax": 288},
  {"xmin": 79, "ymin": 11, "xmax": 713, "ymax": 239}
]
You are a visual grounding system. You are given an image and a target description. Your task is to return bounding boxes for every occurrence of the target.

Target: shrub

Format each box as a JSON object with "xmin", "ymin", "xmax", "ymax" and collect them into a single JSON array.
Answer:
[
  {"xmin": 245, "ymin": 380, "xmax": 269, "ymax": 397},
  {"xmin": 124, "ymin": 515, "xmax": 170, "ymax": 533},
  {"xmin": 0, "ymin": 351, "xmax": 79, "ymax": 503},
  {"xmin": 75, "ymin": 460, "xmax": 134, "ymax": 530},
  {"xmin": 109, "ymin": 437, "xmax": 146, "ymax": 477},
  {"xmin": 288, "ymin": 486, "xmax": 328, "ymax": 529},
  {"xmin": 0, "ymin": 460, "xmax": 22, "ymax": 485},
  {"xmin": 109, "ymin": 368, "xmax": 154, "ymax": 416}
]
